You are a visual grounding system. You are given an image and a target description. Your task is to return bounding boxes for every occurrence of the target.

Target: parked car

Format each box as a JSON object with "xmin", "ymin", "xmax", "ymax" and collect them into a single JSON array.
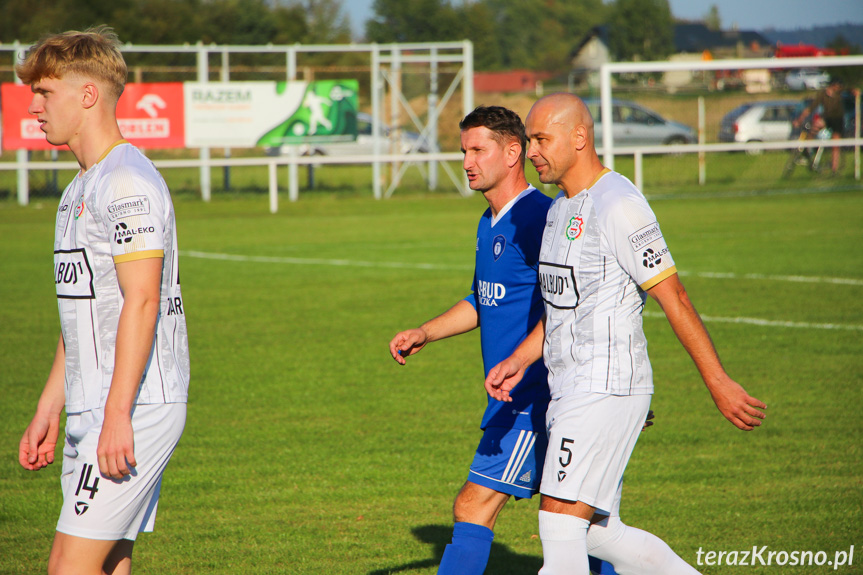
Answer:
[
  {"xmin": 785, "ymin": 68, "xmax": 831, "ymax": 91},
  {"xmin": 269, "ymin": 112, "xmax": 430, "ymax": 157},
  {"xmin": 584, "ymin": 99, "xmax": 696, "ymax": 147},
  {"xmin": 718, "ymin": 100, "xmax": 800, "ymax": 144}
]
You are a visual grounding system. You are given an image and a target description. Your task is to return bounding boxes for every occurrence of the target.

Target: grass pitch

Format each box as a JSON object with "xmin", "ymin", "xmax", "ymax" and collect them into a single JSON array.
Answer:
[{"xmin": 1, "ymin": 178, "xmax": 861, "ymax": 574}]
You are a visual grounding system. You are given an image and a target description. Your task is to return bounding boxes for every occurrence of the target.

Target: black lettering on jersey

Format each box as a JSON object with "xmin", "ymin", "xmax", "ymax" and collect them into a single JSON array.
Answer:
[
  {"xmin": 538, "ymin": 262, "xmax": 579, "ymax": 309},
  {"xmin": 54, "ymin": 249, "xmax": 96, "ymax": 299},
  {"xmin": 75, "ymin": 463, "xmax": 100, "ymax": 500},
  {"xmin": 166, "ymin": 296, "xmax": 184, "ymax": 316}
]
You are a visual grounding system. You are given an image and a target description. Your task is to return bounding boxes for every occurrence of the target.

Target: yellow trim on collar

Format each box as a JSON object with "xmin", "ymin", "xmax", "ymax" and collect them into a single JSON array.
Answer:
[
  {"xmin": 587, "ymin": 167, "xmax": 611, "ymax": 190},
  {"xmin": 95, "ymin": 140, "xmax": 130, "ymax": 164}
]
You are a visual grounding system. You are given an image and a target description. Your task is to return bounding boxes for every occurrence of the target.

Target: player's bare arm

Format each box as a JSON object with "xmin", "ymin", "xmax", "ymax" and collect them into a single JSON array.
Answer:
[
  {"xmin": 647, "ymin": 273, "xmax": 767, "ymax": 431},
  {"xmin": 389, "ymin": 299, "xmax": 479, "ymax": 365},
  {"xmin": 484, "ymin": 316, "xmax": 545, "ymax": 402},
  {"xmin": 97, "ymin": 257, "xmax": 163, "ymax": 479},
  {"xmin": 19, "ymin": 335, "xmax": 66, "ymax": 471}
]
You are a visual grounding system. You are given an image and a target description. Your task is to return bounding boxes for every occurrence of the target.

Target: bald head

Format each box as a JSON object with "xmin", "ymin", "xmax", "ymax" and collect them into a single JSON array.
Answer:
[
  {"xmin": 529, "ymin": 93, "xmax": 594, "ymax": 135},
  {"xmin": 525, "ymin": 93, "xmax": 602, "ymax": 195}
]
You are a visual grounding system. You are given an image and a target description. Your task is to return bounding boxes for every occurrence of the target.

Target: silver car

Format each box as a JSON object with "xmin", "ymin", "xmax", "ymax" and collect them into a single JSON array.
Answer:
[{"xmin": 584, "ymin": 99, "xmax": 696, "ymax": 148}]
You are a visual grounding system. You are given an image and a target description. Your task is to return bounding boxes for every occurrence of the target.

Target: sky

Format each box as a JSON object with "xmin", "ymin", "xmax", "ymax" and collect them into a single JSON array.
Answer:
[{"xmin": 343, "ymin": 0, "xmax": 863, "ymax": 39}]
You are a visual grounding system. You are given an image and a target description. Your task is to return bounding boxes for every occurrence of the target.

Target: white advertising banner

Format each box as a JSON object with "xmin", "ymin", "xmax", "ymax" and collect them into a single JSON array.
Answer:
[{"xmin": 183, "ymin": 81, "xmax": 307, "ymax": 147}]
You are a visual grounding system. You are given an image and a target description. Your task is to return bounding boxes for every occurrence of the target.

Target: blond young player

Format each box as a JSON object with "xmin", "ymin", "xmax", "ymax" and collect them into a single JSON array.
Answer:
[{"xmin": 17, "ymin": 27, "xmax": 189, "ymax": 575}]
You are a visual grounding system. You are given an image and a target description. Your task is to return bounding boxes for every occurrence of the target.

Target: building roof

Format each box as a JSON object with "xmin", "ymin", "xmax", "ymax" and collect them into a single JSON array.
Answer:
[{"xmin": 674, "ymin": 23, "xmax": 773, "ymax": 54}]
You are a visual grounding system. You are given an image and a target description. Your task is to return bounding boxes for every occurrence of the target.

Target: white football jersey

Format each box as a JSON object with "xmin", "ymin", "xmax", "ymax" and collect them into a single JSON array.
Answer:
[
  {"xmin": 54, "ymin": 141, "xmax": 189, "ymax": 413},
  {"xmin": 539, "ymin": 169, "xmax": 676, "ymax": 399}
]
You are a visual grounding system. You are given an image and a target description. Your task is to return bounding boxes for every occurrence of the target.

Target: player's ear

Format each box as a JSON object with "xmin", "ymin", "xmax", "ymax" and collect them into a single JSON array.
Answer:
[
  {"xmin": 81, "ymin": 82, "xmax": 99, "ymax": 110},
  {"xmin": 573, "ymin": 124, "xmax": 588, "ymax": 151},
  {"xmin": 506, "ymin": 140, "xmax": 521, "ymax": 168}
]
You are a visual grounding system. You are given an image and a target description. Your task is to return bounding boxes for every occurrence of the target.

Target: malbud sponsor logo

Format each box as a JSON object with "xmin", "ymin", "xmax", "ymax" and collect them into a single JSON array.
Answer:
[
  {"xmin": 477, "ymin": 279, "xmax": 506, "ymax": 307},
  {"xmin": 538, "ymin": 262, "xmax": 578, "ymax": 308},
  {"xmin": 54, "ymin": 249, "xmax": 95, "ymax": 299}
]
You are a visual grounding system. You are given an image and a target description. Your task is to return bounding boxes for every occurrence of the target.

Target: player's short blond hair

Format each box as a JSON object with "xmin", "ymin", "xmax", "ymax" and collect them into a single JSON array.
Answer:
[{"xmin": 16, "ymin": 25, "xmax": 127, "ymax": 102}]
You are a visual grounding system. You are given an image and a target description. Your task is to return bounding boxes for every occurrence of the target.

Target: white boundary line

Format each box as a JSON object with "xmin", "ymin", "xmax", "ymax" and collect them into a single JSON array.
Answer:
[
  {"xmin": 180, "ymin": 250, "xmax": 473, "ymax": 271},
  {"xmin": 643, "ymin": 311, "xmax": 863, "ymax": 332},
  {"xmin": 677, "ymin": 270, "xmax": 863, "ymax": 287},
  {"xmin": 181, "ymin": 250, "xmax": 863, "ymax": 286},
  {"xmin": 180, "ymin": 250, "xmax": 863, "ymax": 331}
]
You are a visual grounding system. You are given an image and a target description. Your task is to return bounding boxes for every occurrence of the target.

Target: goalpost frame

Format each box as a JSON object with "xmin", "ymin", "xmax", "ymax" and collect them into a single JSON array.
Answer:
[{"xmin": 599, "ymin": 55, "xmax": 863, "ymax": 178}]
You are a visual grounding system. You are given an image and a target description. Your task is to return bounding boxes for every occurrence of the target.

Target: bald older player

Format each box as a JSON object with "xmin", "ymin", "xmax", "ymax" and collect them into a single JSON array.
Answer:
[{"xmin": 485, "ymin": 93, "xmax": 766, "ymax": 575}]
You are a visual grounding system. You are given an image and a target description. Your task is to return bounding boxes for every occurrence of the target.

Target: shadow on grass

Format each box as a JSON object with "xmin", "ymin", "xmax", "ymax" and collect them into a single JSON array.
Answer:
[{"xmin": 367, "ymin": 524, "xmax": 541, "ymax": 575}]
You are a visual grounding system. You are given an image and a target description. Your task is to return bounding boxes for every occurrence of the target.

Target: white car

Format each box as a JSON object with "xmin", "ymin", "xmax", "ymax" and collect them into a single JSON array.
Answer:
[
  {"xmin": 718, "ymin": 100, "xmax": 800, "ymax": 145},
  {"xmin": 785, "ymin": 69, "xmax": 830, "ymax": 91}
]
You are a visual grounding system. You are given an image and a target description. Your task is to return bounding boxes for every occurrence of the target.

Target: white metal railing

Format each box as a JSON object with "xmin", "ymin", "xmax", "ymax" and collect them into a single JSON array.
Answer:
[
  {"xmin": 1, "ymin": 39, "xmax": 474, "ymax": 206},
  {"xmin": 0, "ymin": 151, "xmax": 466, "ymax": 213},
  {"xmin": 599, "ymin": 54, "xmax": 863, "ymax": 172}
]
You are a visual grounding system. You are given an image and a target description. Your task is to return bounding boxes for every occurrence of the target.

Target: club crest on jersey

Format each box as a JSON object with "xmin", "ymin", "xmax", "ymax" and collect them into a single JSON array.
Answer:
[
  {"xmin": 565, "ymin": 216, "xmax": 583, "ymax": 241},
  {"xmin": 74, "ymin": 197, "xmax": 85, "ymax": 220},
  {"xmin": 492, "ymin": 234, "xmax": 506, "ymax": 261}
]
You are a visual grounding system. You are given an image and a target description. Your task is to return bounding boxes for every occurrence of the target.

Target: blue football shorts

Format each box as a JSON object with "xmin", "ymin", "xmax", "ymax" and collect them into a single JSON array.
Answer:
[{"xmin": 467, "ymin": 426, "xmax": 548, "ymax": 499}]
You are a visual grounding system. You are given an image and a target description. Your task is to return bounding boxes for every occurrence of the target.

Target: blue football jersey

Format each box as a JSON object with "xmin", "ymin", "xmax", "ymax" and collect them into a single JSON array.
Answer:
[{"xmin": 466, "ymin": 186, "xmax": 552, "ymax": 431}]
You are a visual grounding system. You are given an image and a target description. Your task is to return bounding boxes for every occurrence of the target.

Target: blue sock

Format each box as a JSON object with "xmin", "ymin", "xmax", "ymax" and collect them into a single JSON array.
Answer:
[
  {"xmin": 589, "ymin": 556, "xmax": 619, "ymax": 574},
  {"xmin": 437, "ymin": 522, "xmax": 495, "ymax": 575}
]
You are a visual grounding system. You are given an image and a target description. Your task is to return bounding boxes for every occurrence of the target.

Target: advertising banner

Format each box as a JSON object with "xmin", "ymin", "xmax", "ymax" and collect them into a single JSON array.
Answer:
[
  {"xmin": 2, "ymin": 79, "xmax": 358, "ymax": 150},
  {"xmin": 184, "ymin": 80, "xmax": 359, "ymax": 148},
  {"xmin": 1, "ymin": 82, "xmax": 185, "ymax": 151},
  {"xmin": 116, "ymin": 83, "xmax": 185, "ymax": 148},
  {"xmin": 1, "ymin": 83, "xmax": 60, "ymax": 151}
]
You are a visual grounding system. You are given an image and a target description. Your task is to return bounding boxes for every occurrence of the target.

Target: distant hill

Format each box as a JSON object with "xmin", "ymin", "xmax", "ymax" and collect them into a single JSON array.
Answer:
[{"xmin": 760, "ymin": 24, "xmax": 863, "ymax": 49}]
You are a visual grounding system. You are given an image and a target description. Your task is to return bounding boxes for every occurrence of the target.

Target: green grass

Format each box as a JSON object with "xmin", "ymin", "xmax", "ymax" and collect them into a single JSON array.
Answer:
[{"xmin": 1, "ymin": 178, "xmax": 862, "ymax": 574}]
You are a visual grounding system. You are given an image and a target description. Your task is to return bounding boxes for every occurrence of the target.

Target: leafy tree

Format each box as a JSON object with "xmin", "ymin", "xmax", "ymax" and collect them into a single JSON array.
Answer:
[
  {"xmin": 365, "ymin": 0, "xmax": 461, "ymax": 43},
  {"xmin": 704, "ymin": 4, "xmax": 721, "ymax": 31},
  {"xmin": 826, "ymin": 35, "xmax": 863, "ymax": 87},
  {"xmin": 608, "ymin": 0, "xmax": 674, "ymax": 62}
]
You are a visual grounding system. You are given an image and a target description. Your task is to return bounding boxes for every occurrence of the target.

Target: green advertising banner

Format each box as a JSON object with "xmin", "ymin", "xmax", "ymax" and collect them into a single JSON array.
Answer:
[
  {"xmin": 183, "ymin": 80, "xmax": 359, "ymax": 148},
  {"xmin": 256, "ymin": 80, "xmax": 359, "ymax": 147}
]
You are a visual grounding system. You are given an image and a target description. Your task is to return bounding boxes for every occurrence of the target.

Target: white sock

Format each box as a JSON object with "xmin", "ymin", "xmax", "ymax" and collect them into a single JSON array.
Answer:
[
  {"xmin": 586, "ymin": 515, "xmax": 701, "ymax": 575},
  {"xmin": 538, "ymin": 511, "xmax": 591, "ymax": 575}
]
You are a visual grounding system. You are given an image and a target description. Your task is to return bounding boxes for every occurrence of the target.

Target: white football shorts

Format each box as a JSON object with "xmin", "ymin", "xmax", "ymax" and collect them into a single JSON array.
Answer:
[
  {"xmin": 56, "ymin": 403, "xmax": 186, "ymax": 541},
  {"xmin": 540, "ymin": 391, "xmax": 650, "ymax": 514}
]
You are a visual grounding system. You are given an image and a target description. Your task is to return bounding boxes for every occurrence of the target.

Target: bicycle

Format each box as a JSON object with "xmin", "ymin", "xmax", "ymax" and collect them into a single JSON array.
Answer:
[{"xmin": 783, "ymin": 117, "xmax": 844, "ymax": 177}]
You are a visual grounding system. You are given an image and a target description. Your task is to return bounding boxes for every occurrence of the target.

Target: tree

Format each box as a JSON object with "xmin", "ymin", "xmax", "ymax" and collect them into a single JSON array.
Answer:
[
  {"xmin": 365, "ymin": 0, "xmax": 461, "ymax": 43},
  {"xmin": 704, "ymin": 4, "xmax": 721, "ymax": 31},
  {"xmin": 826, "ymin": 35, "xmax": 863, "ymax": 87},
  {"xmin": 474, "ymin": 0, "xmax": 608, "ymax": 72},
  {"xmin": 609, "ymin": 0, "xmax": 674, "ymax": 62}
]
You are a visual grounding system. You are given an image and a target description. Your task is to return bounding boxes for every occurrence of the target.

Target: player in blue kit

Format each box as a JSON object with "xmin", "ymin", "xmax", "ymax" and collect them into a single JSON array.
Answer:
[{"xmin": 390, "ymin": 106, "xmax": 616, "ymax": 575}]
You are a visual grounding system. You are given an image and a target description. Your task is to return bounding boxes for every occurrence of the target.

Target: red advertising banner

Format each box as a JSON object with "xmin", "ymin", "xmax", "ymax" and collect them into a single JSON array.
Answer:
[{"xmin": 1, "ymin": 82, "xmax": 185, "ymax": 150}]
